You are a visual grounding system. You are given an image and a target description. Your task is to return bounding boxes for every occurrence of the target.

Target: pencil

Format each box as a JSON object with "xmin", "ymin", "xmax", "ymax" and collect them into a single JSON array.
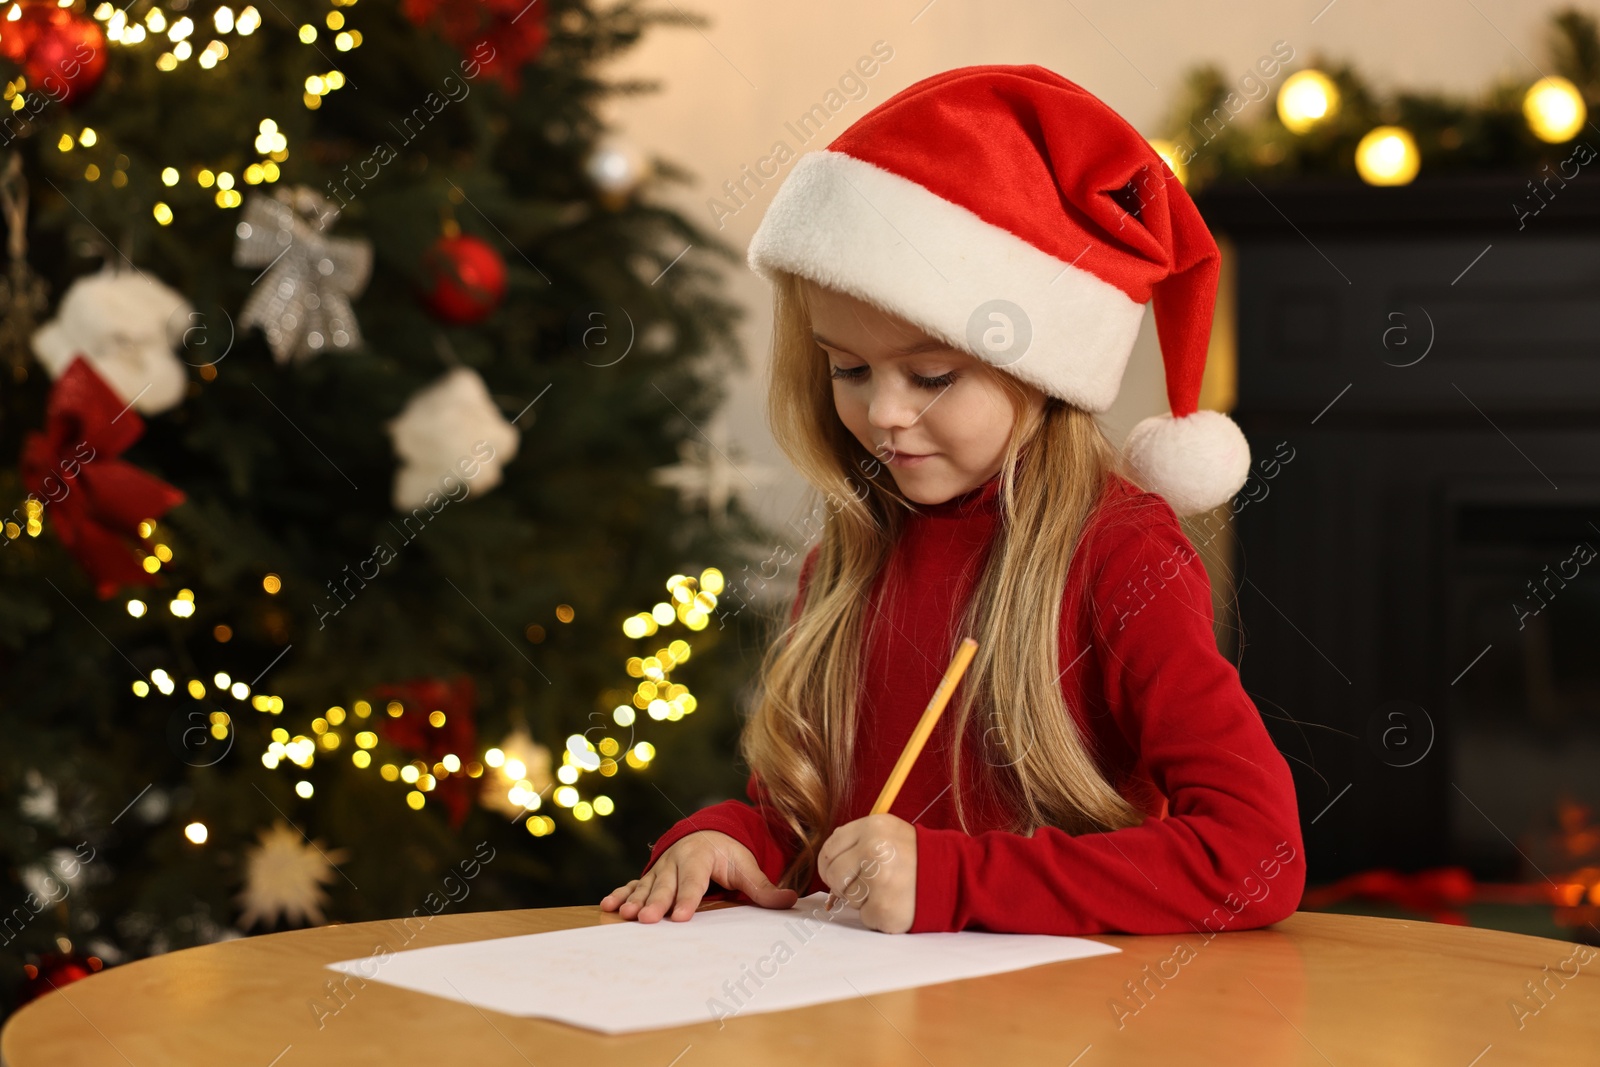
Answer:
[{"xmin": 825, "ymin": 636, "xmax": 979, "ymax": 912}]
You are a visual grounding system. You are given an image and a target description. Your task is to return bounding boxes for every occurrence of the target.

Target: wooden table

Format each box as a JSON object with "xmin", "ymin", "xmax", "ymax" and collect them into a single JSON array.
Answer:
[{"xmin": 4, "ymin": 903, "xmax": 1597, "ymax": 1065}]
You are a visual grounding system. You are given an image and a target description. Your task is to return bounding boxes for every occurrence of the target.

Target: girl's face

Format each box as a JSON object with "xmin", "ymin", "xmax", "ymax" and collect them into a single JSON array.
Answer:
[{"xmin": 803, "ymin": 280, "xmax": 1045, "ymax": 505}]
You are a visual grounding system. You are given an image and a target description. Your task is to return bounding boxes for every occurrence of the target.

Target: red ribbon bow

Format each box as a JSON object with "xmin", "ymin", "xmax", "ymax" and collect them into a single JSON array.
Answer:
[
  {"xmin": 371, "ymin": 675, "xmax": 482, "ymax": 828},
  {"xmin": 401, "ymin": 0, "xmax": 549, "ymax": 91},
  {"xmin": 19, "ymin": 355, "xmax": 185, "ymax": 599}
]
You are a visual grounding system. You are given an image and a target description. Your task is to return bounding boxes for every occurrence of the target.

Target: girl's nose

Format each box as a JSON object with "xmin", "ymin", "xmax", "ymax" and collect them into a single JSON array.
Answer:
[{"xmin": 866, "ymin": 381, "xmax": 923, "ymax": 431}]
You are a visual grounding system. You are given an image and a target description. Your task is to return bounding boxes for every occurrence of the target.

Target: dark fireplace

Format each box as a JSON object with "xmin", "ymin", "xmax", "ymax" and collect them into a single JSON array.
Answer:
[{"xmin": 1193, "ymin": 175, "xmax": 1600, "ymax": 899}]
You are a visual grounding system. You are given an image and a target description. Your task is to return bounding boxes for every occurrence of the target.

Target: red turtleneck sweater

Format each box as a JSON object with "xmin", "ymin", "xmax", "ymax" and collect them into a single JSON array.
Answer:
[{"xmin": 640, "ymin": 472, "xmax": 1306, "ymax": 935}]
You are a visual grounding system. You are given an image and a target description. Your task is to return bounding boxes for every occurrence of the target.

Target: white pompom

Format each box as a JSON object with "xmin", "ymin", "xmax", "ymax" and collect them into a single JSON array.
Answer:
[
  {"xmin": 1123, "ymin": 409, "xmax": 1251, "ymax": 517},
  {"xmin": 386, "ymin": 367, "xmax": 521, "ymax": 511},
  {"xmin": 31, "ymin": 266, "xmax": 192, "ymax": 416}
]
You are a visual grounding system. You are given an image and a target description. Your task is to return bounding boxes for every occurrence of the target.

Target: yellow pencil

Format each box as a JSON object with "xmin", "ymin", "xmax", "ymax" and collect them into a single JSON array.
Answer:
[{"xmin": 825, "ymin": 636, "xmax": 979, "ymax": 912}]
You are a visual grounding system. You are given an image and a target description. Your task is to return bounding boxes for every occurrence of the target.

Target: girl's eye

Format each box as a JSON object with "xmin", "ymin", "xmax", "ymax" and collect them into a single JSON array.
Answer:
[{"xmin": 827, "ymin": 364, "xmax": 958, "ymax": 389}]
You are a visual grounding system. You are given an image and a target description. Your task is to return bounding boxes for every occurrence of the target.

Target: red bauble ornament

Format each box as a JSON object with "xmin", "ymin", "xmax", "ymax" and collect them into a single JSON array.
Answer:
[
  {"xmin": 19, "ymin": 951, "xmax": 104, "ymax": 1006},
  {"xmin": 421, "ymin": 234, "xmax": 507, "ymax": 325},
  {"xmin": 0, "ymin": 2, "xmax": 108, "ymax": 107}
]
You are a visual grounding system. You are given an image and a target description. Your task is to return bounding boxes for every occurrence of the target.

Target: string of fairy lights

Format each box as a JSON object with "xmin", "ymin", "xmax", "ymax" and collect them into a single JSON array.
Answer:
[
  {"xmin": 98, "ymin": 513, "xmax": 729, "ymax": 842},
  {"xmin": 15, "ymin": 0, "xmax": 364, "ymax": 221},
  {"xmin": 1149, "ymin": 67, "xmax": 1590, "ymax": 187}
]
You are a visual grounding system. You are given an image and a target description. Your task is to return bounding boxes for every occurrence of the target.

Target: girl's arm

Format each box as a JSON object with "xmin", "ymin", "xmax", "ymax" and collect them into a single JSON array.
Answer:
[
  {"xmin": 636, "ymin": 545, "xmax": 821, "ymax": 900},
  {"xmin": 908, "ymin": 503, "xmax": 1307, "ymax": 935},
  {"xmin": 638, "ymin": 770, "xmax": 799, "ymax": 901}
]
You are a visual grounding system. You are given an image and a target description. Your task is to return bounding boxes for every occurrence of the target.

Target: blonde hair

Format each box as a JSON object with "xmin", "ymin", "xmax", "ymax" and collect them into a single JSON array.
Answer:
[{"xmin": 743, "ymin": 270, "xmax": 1153, "ymax": 893}]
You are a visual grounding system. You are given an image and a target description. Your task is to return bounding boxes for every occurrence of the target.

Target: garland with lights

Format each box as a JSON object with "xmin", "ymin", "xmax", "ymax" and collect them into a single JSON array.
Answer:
[{"xmin": 1151, "ymin": 6, "xmax": 1600, "ymax": 189}]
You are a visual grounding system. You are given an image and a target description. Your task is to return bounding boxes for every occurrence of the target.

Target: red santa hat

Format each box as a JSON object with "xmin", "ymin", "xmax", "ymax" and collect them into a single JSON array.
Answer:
[{"xmin": 747, "ymin": 63, "xmax": 1250, "ymax": 517}]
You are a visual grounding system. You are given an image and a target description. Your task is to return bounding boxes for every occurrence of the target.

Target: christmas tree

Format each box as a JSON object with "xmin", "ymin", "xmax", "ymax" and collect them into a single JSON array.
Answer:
[{"xmin": 0, "ymin": 0, "xmax": 774, "ymax": 1015}]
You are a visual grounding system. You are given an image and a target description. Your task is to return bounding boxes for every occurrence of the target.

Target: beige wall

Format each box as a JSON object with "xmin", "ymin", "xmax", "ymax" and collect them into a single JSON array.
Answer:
[{"xmin": 600, "ymin": 0, "xmax": 1588, "ymax": 547}]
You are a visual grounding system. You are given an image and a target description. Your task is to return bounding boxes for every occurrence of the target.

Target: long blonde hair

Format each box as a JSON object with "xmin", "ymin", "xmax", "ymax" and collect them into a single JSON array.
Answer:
[{"xmin": 744, "ymin": 270, "xmax": 1153, "ymax": 893}]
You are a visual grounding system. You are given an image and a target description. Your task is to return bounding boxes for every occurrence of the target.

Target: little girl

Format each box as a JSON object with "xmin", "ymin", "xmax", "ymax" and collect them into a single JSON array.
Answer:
[{"xmin": 601, "ymin": 63, "xmax": 1304, "ymax": 936}]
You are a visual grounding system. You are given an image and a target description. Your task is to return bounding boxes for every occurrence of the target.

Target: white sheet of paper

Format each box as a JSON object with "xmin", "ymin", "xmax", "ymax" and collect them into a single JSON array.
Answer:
[{"xmin": 326, "ymin": 892, "xmax": 1121, "ymax": 1034}]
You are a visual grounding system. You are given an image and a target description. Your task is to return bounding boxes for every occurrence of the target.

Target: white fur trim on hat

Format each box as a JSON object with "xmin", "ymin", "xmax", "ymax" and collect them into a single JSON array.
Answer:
[
  {"xmin": 1123, "ymin": 409, "xmax": 1252, "ymax": 517},
  {"xmin": 748, "ymin": 150, "xmax": 1145, "ymax": 412}
]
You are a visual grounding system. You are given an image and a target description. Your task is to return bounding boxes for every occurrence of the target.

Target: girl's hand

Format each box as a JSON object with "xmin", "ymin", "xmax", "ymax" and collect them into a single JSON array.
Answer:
[
  {"xmin": 600, "ymin": 830, "xmax": 799, "ymax": 923},
  {"xmin": 818, "ymin": 813, "xmax": 918, "ymax": 934}
]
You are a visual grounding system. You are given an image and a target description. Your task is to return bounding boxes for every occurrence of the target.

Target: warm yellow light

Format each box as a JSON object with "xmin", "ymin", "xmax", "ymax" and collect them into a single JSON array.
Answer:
[
  {"xmin": 622, "ymin": 615, "xmax": 649, "ymax": 638},
  {"xmin": 262, "ymin": 573, "xmax": 281, "ymax": 594},
  {"xmin": 593, "ymin": 795, "xmax": 614, "ymax": 816},
  {"xmin": 157, "ymin": 53, "xmax": 178, "ymax": 71},
  {"xmin": 613, "ymin": 705, "xmax": 635, "ymax": 727},
  {"xmin": 1277, "ymin": 69, "xmax": 1340, "ymax": 134},
  {"xmin": 184, "ymin": 822, "xmax": 208, "ymax": 844},
  {"xmin": 326, "ymin": 10, "xmax": 344, "ymax": 29},
  {"xmin": 1146, "ymin": 138, "xmax": 1188, "ymax": 186},
  {"xmin": 380, "ymin": 763, "xmax": 399, "ymax": 781},
  {"xmin": 168, "ymin": 15, "xmax": 193, "ymax": 40},
  {"xmin": 634, "ymin": 741, "xmax": 655, "ymax": 761},
  {"xmin": 442, "ymin": 754, "xmax": 461, "ymax": 772},
  {"xmin": 355, "ymin": 731, "xmax": 377, "ymax": 749},
  {"xmin": 145, "ymin": 8, "xmax": 167, "ymax": 32},
  {"xmin": 132, "ymin": 680, "xmax": 150, "ymax": 697},
  {"xmin": 352, "ymin": 750, "xmax": 371, "ymax": 768},
  {"xmin": 295, "ymin": 780, "xmax": 314, "ymax": 798},
  {"xmin": 161, "ymin": 167, "xmax": 179, "ymax": 186},
  {"xmin": 127, "ymin": 599, "xmax": 147, "ymax": 618},
  {"xmin": 237, "ymin": 6, "xmax": 260, "ymax": 34},
  {"xmin": 215, "ymin": 6, "xmax": 235, "ymax": 33},
  {"xmin": 504, "ymin": 757, "xmax": 526, "ymax": 780},
  {"xmin": 298, "ymin": 23, "xmax": 316, "ymax": 42},
  {"xmin": 406, "ymin": 791, "xmax": 425, "ymax": 810},
  {"xmin": 428, "ymin": 710, "xmax": 446, "ymax": 728},
  {"xmin": 557, "ymin": 765, "xmax": 578, "ymax": 784},
  {"xmin": 554, "ymin": 786, "xmax": 579, "ymax": 807},
  {"xmin": 485, "ymin": 747, "xmax": 504, "ymax": 767},
  {"xmin": 573, "ymin": 801, "xmax": 594, "ymax": 821},
  {"xmin": 335, "ymin": 31, "xmax": 353, "ymax": 51},
  {"xmin": 400, "ymin": 764, "xmax": 420, "ymax": 783},
  {"xmin": 1524, "ymin": 76, "xmax": 1586, "ymax": 144},
  {"xmin": 231, "ymin": 682, "xmax": 249, "ymax": 700},
  {"xmin": 1355, "ymin": 126, "xmax": 1420, "ymax": 186},
  {"xmin": 153, "ymin": 202, "xmax": 174, "ymax": 226},
  {"xmin": 327, "ymin": 706, "xmax": 345, "ymax": 725},
  {"xmin": 187, "ymin": 679, "xmax": 206, "ymax": 699}
]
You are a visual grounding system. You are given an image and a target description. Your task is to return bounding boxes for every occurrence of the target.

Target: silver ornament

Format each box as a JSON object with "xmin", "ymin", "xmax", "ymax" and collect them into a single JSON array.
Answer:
[{"xmin": 233, "ymin": 186, "xmax": 373, "ymax": 364}]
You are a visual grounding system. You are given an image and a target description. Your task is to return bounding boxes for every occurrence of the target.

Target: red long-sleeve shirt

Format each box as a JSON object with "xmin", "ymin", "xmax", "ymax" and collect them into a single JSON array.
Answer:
[{"xmin": 641, "ymin": 471, "xmax": 1306, "ymax": 935}]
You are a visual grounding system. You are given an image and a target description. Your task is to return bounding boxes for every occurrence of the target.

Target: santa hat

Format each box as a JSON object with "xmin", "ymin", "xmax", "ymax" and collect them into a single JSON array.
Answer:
[{"xmin": 747, "ymin": 63, "xmax": 1250, "ymax": 517}]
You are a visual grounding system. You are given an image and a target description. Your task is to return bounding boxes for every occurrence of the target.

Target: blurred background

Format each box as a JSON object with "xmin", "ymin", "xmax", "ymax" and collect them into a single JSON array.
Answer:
[{"xmin": 2, "ymin": 0, "xmax": 1598, "ymax": 1017}]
